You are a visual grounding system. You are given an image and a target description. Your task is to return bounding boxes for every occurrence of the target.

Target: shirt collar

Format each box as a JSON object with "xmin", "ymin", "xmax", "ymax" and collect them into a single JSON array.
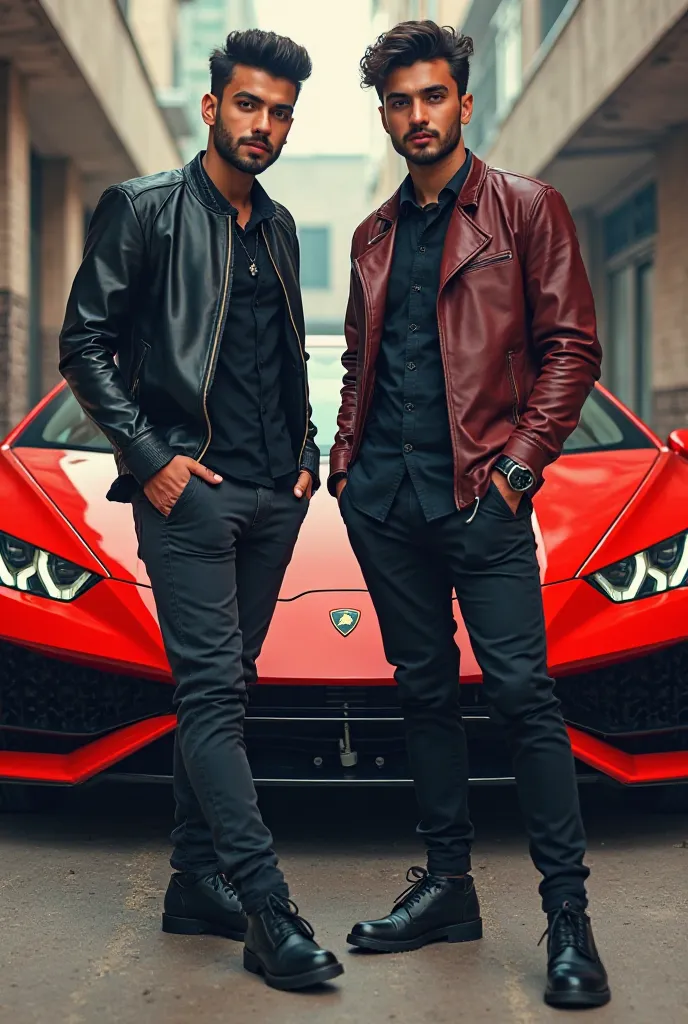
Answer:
[
  {"xmin": 198, "ymin": 153, "xmax": 276, "ymax": 223},
  {"xmin": 400, "ymin": 150, "xmax": 472, "ymax": 214}
]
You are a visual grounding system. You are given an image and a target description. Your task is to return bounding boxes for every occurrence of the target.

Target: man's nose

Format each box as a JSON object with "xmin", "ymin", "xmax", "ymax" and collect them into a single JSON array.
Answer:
[
  {"xmin": 409, "ymin": 101, "xmax": 429, "ymax": 125},
  {"xmin": 252, "ymin": 110, "xmax": 272, "ymax": 135}
]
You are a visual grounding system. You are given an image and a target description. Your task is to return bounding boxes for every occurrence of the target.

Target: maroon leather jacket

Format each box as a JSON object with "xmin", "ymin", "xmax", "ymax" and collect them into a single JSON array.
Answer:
[{"xmin": 329, "ymin": 155, "xmax": 602, "ymax": 509}]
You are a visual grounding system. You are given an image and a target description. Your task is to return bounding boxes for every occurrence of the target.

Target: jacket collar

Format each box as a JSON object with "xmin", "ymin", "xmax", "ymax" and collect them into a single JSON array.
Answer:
[
  {"xmin": 182, "ymin": 151, "xmax": 276, "ymax": 220},
  {"xmin": 376, "ymin": 152, "xmax": 489, "ymax": 226}
]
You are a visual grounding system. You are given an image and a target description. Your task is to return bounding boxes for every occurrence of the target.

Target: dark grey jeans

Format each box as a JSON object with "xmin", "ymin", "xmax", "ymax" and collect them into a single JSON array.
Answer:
[
  {"xmin": 341, "ymin": 474, "xmax": 589, "ymax": 912},
  {"xmin": 133, "ymin": 475, "xmax": 308, "ymax": 913}
]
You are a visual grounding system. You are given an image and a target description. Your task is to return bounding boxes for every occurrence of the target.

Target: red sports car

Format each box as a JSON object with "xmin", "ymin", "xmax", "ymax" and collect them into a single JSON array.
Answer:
[{"xmin": 1, "ymin": 337, "xmax": 688, "ymax": 809}]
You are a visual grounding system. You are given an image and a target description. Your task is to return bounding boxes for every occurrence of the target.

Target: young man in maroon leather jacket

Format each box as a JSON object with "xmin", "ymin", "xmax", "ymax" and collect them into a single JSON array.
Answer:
[{"xmin": 330, "ymin": 21, "xmax": 609, "ymax": 1010}]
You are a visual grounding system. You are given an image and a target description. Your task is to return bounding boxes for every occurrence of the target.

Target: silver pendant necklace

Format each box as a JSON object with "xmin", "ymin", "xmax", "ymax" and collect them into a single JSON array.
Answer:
[{"xmin": 236, "ymin": 228, "xmax": 259, "ymax": 277}]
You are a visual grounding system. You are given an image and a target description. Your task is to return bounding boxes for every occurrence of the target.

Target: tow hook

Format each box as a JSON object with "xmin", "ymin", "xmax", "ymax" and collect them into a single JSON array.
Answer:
[{"xmin": 339, "ymin": 704, "xmax": 358, "ymax": 768}]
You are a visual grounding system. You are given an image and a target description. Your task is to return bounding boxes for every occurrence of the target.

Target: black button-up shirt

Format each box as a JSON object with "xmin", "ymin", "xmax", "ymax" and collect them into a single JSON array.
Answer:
[
  {"xmin": 347, "ymin": 153, "xmax": 472, "ymax": 522},
  {"xmin": 203, "ymin": 167, "xmax": 296, "ymax": 488}
]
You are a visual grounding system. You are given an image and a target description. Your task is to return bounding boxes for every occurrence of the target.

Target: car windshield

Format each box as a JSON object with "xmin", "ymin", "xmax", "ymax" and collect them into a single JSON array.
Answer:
[{"xmin": 15, "ymin": 342, "xmax": 655, "ymax": 458}]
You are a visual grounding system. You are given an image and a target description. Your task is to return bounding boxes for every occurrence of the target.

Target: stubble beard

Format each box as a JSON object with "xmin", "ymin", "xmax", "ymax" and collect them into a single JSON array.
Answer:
[
  {"xmin": 392, "ymin": 118, "xmax": 462, "ymax": 167},
  {"xmin": 212, "ymin": 118, "xmax": 282, "ymax": 175}
]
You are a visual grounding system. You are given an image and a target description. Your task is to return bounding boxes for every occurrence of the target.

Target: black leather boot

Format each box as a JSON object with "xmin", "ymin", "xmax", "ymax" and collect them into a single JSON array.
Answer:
[
  {"xmin": 243, "ymin": 894, "xmax": 344, "ymax": 990},
  {"xmin": 162, "ymin": 871, "xmax": 247, "ymax": 940},
  {"xmin": 347, "ymin": 866, "xmax": 483, "ymax": 953},
  {"xmin": 542, "ymin": 902, "xmax": 611, "ymax": 1008}
]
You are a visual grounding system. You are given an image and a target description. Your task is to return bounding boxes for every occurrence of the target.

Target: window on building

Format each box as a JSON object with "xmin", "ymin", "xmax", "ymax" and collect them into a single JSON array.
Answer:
[
  {"xmin": 540, "ymin": 0, "xmax": 570, "ymax": 42},
  {"xmin": 603, "ymin": 184, "xmax": 656, "ymax": 424},
  {"xmin": 299, "ymin": 227, "xmax": 331, "ymax": 290}
]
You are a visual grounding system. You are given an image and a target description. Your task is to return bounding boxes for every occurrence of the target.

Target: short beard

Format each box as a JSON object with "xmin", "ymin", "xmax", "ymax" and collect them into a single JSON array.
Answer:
[
  {"xmin": 212, "ymin": 117, "xmax": 282, "ymax": 175},
  {"xmin": 392, "ymin": 118, "xmax": 462, "ymax": 166}
]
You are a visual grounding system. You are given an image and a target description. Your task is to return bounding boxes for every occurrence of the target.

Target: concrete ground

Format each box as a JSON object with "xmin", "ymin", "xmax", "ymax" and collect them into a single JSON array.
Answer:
[{"xmin": 0, "ymin": 783, "xmax": 687, "ymax": 1024}]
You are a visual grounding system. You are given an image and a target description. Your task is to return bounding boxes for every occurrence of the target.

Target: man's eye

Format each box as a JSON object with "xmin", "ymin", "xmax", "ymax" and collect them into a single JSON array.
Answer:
[
  {"xmin": 240, "ymin": 101, "xmax": 254, "ymax": 110},
  {"xmin": 429, "ymin": 94, "xmax": 444, "ymax": 102},
  {"xmin": 392, "ymin": 100, "xmax": 408, "ymax": 109}
]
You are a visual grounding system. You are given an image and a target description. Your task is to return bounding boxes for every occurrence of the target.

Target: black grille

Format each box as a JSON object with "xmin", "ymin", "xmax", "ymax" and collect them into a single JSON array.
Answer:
[
  {"xmin": 0, "ymin": 641, "xmax": 173, "ymax": 736},
  {"xmin": 2, "ymin": 636, "xmax": 687, "ymax": 742},
  {"xmin": 555, "ymin": 641, "xmax": 688, "ymax": 736}
]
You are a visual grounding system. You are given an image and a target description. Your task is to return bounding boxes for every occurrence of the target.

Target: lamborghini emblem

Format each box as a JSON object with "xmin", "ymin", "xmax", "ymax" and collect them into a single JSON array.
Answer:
[{"xmin": 330, "ymin": 608, "xmax": 361, "ymax": 637}]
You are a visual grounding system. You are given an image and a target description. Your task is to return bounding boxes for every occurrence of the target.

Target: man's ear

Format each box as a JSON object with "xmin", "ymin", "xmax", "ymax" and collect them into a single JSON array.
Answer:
[
  {"xmin": 379, "ymin": 104, "xmax": 391, "ymax": 137},
  {"xmin": 201, "ymin": 92, "xmax": 218, "ymax": 128},
  {"xmin": 460, "ymin": 93, "xmax": 473, "ymax": 126}
]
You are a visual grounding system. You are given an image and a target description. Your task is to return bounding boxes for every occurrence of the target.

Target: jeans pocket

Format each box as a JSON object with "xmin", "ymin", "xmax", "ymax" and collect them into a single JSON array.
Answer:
[{"xmin": 165, "ymin": 474, "xmax": 200, "ymax": 520}]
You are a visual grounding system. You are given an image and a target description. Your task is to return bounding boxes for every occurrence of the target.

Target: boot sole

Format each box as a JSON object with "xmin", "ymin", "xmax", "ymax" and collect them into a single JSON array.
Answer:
[
  {"xmin": 347, "ymin": 917, "xmax": 483, "ymax": 953},
  {"xmin": 545, "ymin": 987, "xmax": 611, "ymax": 1009},
  {"xmin": 162, "ymin": 913, "xmax": 246, "ymax": 941},
  {"xmin": 243, "ymin": 948, "xmax": 345, "ymax": 990}
]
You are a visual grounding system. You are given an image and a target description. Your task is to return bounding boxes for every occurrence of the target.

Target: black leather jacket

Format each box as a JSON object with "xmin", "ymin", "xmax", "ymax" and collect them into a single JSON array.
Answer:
[{"xmin": 59, "ymin": 153, "xmax": 320, "ymax": 502}]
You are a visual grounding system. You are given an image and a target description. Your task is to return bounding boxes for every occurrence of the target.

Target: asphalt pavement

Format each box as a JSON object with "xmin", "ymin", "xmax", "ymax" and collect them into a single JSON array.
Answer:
[{"xmin": 1, "ymin": 782, "xmax": 687, "ymax": 1024}]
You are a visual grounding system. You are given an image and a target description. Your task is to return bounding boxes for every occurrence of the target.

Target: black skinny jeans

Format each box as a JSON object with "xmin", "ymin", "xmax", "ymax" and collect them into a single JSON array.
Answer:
[
  {"xmin": 341, "ymin": 474, "xmax": 589, "ymax": 912},
  {"xmin": 133, "ymin": 475, "xmax": 308, "ymax": 914}
]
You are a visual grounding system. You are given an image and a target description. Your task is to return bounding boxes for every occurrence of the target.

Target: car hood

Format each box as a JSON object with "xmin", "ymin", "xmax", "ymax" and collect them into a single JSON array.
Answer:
[{"xmin": 11, "ymin": 446, "xmax": 659, "ymax": 590}]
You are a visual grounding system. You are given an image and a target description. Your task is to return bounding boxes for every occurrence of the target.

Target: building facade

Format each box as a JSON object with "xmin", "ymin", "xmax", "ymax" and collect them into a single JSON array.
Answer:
[
  {"xmin": 262, "ymin": 155, "xmax": 370, "ymax": 335},
  {"xmin": 0, "ymin": 0, "xmax": 186, "ymax": 437},
  {"xmin": 462, "ymin": 0, "xmax": 688, "ymax": 437},
  {"xmin": 178, "ymin": 0, "xmax": 257, "ymax": 160}
]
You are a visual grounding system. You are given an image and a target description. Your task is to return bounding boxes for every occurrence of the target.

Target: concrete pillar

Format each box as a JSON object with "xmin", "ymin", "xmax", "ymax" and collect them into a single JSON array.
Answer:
[
  {"xmin": 652, "ymin": 125, "xmax": 688, "ymax": 437},
  {"xmin": 0, "ymin": 62, "xmax": 30, "ymax": 438},
  {"xmin": 520, "ymin": 0, "xmax": 542, "ymax": 73},
  {"xmin": 40, "ymin": 159, "xmax": 83, "ymax": 396}
]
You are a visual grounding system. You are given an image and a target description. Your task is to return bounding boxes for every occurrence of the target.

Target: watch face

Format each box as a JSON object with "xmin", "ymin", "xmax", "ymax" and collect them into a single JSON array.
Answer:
[{"xmin": 508, "ymin": 466, "xmax": 533, "ymax": 491}]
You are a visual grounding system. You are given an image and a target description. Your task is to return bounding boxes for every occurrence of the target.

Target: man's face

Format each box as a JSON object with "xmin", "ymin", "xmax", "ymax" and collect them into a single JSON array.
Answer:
[
  {"xmin": 380, "ymin": 59, "xmax": 473, "ymax": 166},
  {"xmin": 202, "ymin": 64, "xmax": 297, "ymax": 174}
]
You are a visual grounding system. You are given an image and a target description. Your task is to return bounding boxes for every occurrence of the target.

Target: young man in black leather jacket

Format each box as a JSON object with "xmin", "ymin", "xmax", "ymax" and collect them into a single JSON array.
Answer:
[{"xmin": 60, "ymin": 29, "xmax": 343, "ymax": 992}]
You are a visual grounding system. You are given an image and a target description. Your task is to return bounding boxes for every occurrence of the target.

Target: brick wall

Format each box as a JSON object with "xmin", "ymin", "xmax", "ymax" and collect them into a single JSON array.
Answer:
[{"xmin": 0, "ymin": 62, "xmax": 30, "ymax": 438}]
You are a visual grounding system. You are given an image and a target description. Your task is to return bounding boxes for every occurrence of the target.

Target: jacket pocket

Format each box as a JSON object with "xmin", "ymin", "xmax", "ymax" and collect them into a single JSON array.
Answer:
[
  {"xmin": 464, "ymin": 249, "xmax": 513, "ymax": 274},
  {"xmin": 507, "ymin": 349, "xmax": 520, "ymax": 424},
  {"xmin": 131, "ymin": 341, "xmax": 150, "ymax": 398}
]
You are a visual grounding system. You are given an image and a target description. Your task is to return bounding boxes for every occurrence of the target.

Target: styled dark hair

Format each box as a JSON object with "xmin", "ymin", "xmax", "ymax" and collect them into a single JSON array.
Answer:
[
  {"xmin": 360, "ymin": 20, "xmax": 473, "ymax": 101},
  {"xmin": 210, "ymin": 28, "xmax": 312, "ymax": 100}
]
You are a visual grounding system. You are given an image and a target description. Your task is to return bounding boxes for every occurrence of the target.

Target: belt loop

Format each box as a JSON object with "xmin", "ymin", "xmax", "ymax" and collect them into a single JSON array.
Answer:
[{"xmin": 466, "ymin": 496, "xmax": 480, "ymax": 524}]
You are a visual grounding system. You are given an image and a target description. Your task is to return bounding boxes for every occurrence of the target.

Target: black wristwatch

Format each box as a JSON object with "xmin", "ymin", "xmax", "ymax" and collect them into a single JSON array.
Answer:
[{"xmin": 494, "ymin": 455, "xmax": 534, "ymax": 492}]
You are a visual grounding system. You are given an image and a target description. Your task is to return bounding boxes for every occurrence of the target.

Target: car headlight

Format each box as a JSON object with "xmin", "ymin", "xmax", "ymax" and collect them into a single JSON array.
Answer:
[
  {"xmin": 0, "ymin": 531, "xmax": 98, "ymax": 601},
  {"xmin": 587, "ymin": 530, "xmax": 688, "ymax": 602}
]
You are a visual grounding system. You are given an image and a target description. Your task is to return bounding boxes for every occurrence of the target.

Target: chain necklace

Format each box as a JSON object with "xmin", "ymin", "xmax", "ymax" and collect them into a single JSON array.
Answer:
[{"xmin": 235, "ymin": 226, "xmax": 259, "ymax": 277}]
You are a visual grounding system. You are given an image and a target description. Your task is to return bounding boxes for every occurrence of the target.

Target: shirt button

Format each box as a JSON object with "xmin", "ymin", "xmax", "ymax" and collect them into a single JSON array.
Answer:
[
  {"xmin": 419, "ymin": 246, "xmax": 426, "ymax": 253},
  {"xmin": 406, "ymin": 361, "xmax": 416, "ymax": 371},
  {"xmin": 261, "ymin": 405, "xmax": 267, "ymax": 414},
  {"xmin": 413, "ymin": 284, "xmax": 421, "ymax": 292},
  {"xmin": 409, "ymin": 324, "xmax": 418, "ymax": 332},
  {"xmin": 405, "ymin": 402, "xmax": 415, "ymax": 412},
  {"xmin": 403, "ymin": 443, "xmax": 414, "ymax": 454}
]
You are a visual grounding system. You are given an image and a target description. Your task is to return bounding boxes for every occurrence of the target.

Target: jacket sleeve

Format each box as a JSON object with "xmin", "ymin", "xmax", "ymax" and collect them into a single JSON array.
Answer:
[
  {"xmin": 328, "ymin": 262, "xmax": 360, "ymax": 495},
  {"xmin": 59, "ymin": 187, "xmax": 176, "ymax": 485},
  {"xmin": 502, "ymin": 187, "xmax": 602, "ymax": 482}
]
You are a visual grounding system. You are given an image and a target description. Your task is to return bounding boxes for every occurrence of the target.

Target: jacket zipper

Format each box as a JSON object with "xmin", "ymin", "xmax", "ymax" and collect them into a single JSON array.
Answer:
[
  {"xmin": 464, "ymin": 249, "xmax": 513, "ymax": 274},
  {"xmin": 507, "ymin": 350, "xmax": 520, "ymax": 424},
  {"xmin": 198, "ymin": 218, "xmax": 232, "ymax": 461},
  {"xmin": 351, "ymin": 259, "xmax": 373, "ymax": 462},
  {"xmin": 131, "ymin": 342, "xmax": 149, "ymax": 397},
  {"xmin": 262, "ymin": 224, "xmax": 309, "ymax": 464}
]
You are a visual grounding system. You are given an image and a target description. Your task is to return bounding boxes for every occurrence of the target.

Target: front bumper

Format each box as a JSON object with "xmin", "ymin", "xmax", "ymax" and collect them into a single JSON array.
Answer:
[{"xmin": 2, "ymin": 637, "xmax": 688, "ymax": 786}]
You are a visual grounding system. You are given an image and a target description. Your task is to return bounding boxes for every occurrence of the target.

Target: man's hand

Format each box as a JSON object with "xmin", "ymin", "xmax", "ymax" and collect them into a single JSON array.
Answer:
[
  {"xmin": 490, "ymin": 469, "xmax": 522, "ymax": 514},
  {"xmin": 144, "ymin": 455, "xmax": 222, "ymax": 516},
  {"xmin": 294, "ymin": 470, "xmax": 313, "ymax": 500},
  {"xmin": 335, "ymin": 478, "xmax": 347, "ymax": 503}
]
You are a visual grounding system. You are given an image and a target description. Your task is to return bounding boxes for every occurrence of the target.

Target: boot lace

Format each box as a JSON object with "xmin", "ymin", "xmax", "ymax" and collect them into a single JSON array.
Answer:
[
  {"xmin": 392, "ymin": 866, "xmax": 440, "ymax": 912},
  {"xmin": 538, "ymin": 902, "xmax": 593, "ymax": 960},
  {"xmin": 211, "ymin": 872, "xmax": 237, "ymax": 897},
  {"xmin": 267, "ymin": 893, "xmax": 316, "ymax": 944}
]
